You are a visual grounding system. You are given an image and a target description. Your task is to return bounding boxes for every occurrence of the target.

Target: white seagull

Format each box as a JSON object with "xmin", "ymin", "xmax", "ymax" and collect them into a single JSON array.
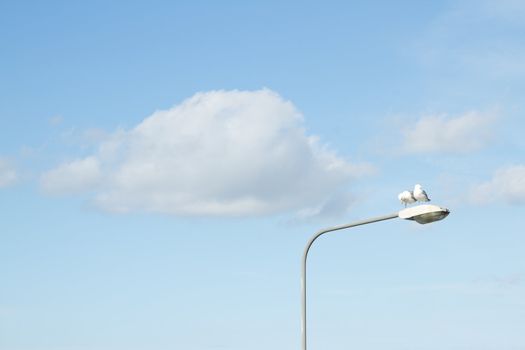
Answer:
[
  {"xmin": 413, "ymin": 184, "xmax": 430, "ymax": 202},
  {"xmin": 398, "ymin": 190, "xmax": 416, "ymax": 207}
]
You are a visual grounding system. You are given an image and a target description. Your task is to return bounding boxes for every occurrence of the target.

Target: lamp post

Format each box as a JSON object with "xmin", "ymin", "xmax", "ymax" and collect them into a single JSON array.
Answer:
[{"xmin": 301, "ymin": 204, "xmax": 450, "ymax": 350}]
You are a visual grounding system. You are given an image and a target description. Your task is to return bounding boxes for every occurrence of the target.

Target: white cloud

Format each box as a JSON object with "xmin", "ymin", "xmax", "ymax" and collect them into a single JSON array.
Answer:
[
  {"xmin": 0, "ymin": 158, "xmax": 17, "ymax": 188},
  {"xmin": 41, "ymin": 156, "xmax": 102, "ymax": 195},
  {"xmin": 469, "ymin": 165, "xmax": 525, "ymax": 205},
  {"xmin": 41, "ymin": 89, "xmax": 373, "ymax": 216},
  {"xmin": 401, "ymin": 111, "xmax": 496, "ymax": 154}
]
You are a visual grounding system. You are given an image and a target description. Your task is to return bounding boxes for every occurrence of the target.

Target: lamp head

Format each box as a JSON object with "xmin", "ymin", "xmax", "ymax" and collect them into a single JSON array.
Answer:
[{"xmin": 398, "ymin": 204, "xmax": 450, "ymax": 224}]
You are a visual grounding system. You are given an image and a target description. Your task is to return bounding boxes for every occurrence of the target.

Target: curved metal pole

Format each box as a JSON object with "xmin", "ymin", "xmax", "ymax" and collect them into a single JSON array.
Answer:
[{"xmin": 301, "ymin": 212, "xmax": 399, "ymax": 350}]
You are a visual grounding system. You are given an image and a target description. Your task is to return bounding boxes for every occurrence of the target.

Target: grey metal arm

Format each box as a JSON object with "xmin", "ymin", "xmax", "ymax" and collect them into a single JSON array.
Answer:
[{"xmin": 301, "ymin": 212, "xmax": 399, "ymax": 350}]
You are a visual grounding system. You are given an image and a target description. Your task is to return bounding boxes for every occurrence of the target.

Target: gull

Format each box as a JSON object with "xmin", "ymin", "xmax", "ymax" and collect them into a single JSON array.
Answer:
[
  {"xmin": 398, "ymin": 190, "xmax": 416, "ymax": 207},
  {"xmin": 414, "ymin": 184, "xmax": 430, "ymax": 202}
]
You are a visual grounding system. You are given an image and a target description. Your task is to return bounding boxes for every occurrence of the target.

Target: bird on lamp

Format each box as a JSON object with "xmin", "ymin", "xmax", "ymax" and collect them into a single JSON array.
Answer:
[
  {"xmin": 398, "ymin": 190, "xmax": 416, "ymax": 207},
  {"xmin": 413, "ymin": 184, "xmax": 430, "ymax": 203}
]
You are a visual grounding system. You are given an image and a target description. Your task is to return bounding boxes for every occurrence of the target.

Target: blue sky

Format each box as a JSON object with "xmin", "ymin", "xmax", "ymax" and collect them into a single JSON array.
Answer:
[{"xmin": 1, "ymin": 1, "xmax": 524, "ymax": 349}]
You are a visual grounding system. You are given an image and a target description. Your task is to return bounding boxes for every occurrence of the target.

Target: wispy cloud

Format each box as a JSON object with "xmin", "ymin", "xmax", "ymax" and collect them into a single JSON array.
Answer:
[
  {"xmin": 476, "ymin": 0, "xmax": 525, "ymax": 22},
  {"xmin": 469, "ymin": 164, "xmax": 525, "ymax": 205},
  {"xmin": 491, "ymin": 272, "xmax": 524, "ymax": 288},
  {"xmin": 292, "ymin": 192, "xmax": 358, "ymax": 222},
  {"xmin": 0, "ymin": 158, "xmax": 17, "ymax": 188},
  {"xmin": 400, "ymin": 111, "xmax": 497, "ymax": 155},
  {"xmin": 48, "ymin": 115, "xmax": 63, "ymax": 126},
  {"xmin": 416, "ymin": 0, "xmax": 525, "ymax": 79},
  {"xmin": 41, "ymin": 156, "xmax": 102, "ymax": 195},
  {"xmin": 326, "ymin": 273, "xmax": 525, "ymax": 297},
  {"xmin": 41, "ymin": 89, "xmax": 374, "ymax": 217}
]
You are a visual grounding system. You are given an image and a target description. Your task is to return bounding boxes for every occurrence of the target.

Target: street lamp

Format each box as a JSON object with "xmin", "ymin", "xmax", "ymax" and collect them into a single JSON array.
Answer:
[{"xmin": 301, "ymin": 204, "xmax": 450, "ymax": 350}]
